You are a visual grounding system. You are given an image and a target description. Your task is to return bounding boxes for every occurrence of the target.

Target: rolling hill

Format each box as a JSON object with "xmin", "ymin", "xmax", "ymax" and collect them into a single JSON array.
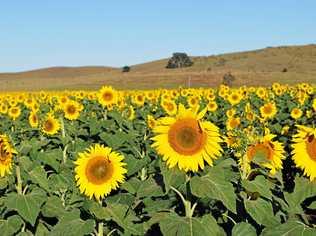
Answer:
[{"xmin": 1, "ymin": 44, "xmax": 316, "ymax": 91}]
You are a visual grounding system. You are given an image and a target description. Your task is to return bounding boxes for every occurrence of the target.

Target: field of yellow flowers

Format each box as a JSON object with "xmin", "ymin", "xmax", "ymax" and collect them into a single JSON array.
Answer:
[{"xmin": 0, "ymin": 83, "xmax": 316, "ymax": 235}]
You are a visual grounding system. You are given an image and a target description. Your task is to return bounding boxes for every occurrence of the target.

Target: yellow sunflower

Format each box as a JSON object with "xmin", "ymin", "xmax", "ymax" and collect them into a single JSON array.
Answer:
[
  {"xmin": 161, "ymin": 100, "xmax": 177, "ymax": 116},
  {"xmin": 42, "ymin": 114, "xmax": 60, "ymax": 135},
  {"xmin": 226, "ymin": 117, "xmax": 241, "ymax": 130},
  {"xmin": 290, "ymin": 108, "xmax": 302, "ymax": 120},
  {"xmin": 74, "ymin": 144, "xmax": 127, "ymax": 200},
  {"xmin": 291, "ymin": 125, "xmax": 316, "ymax": 181},
  {"xmin": 152, "ymin": 104, "xmax": 222, "ymax": 172},
  {"xmin": 147, "ymin": 115, "xmax": 157, "ymax": 129},
  {"xmin": 8, "ymin": 106, "xmax": 21, "ymax": 120},
  {"xmin": 29, "ymin": 111, "xmax": 39, "ymax": 128},
  {"xmin": 313, "ymin": 98, "xmax": 316, "ymax": 112},
  {"xmin": 98, "ymin": 86, "xmax": 118, "ymax": 107},
  {"xmin": 228, "ymin": 91, "xmax": 242, "ymax": 106},
  {"xmin": 0, "ymin": 134, "xmax": 17, "ymax": 177},
  {"xmin": 63, "ymin": 100, "xmax": 83, "ymax": 120},
  {"xmin": 245, "ymin": 134, "xmax": 285, "ymax": 175},
  {"xmin": 260, "ymin": 102, "xmax": 277, "ymax": 120},
  {"xmin": 207, "ymin": 101, "xmax": 218, "ymax": 112}
]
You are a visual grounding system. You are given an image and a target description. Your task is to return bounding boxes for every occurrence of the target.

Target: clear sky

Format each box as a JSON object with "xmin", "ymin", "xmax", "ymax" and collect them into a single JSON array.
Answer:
[{"xmin": 1, "ymin": 0, "xmax": 315, "ymax": 72}]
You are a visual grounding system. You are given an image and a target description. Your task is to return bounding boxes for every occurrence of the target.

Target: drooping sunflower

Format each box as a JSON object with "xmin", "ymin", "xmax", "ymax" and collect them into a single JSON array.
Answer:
[
  {"xmin": 74, "ymin": 144, "xmax": 127, "ymax": 200},
  {"xmin": 28, "ymin": 111, "xmax": 39, "ymax": 128},
  {"xmin": 42, "ymin": 113, "xmax": 60, "ymax": 135},
  {"xmin": 98, "ymin": 86, "xmax": 118, "ymax": 107},
  {"xmin": 260, "ymin": 102, "xmax": 277, "ymax": 120},
  {"xmin": 245, "ymin": 133, "xmax": 285, "ymax": 175},
  {"xmin": 0, "ymin": 134, "xmax": 17, "ymax": 177},
  {"xmin": 152, "ymin": 104, "xmax": 222, "ymax": 172},
  {"xmin": 291, "ymin": 125, "xmax": 316, "ymax": 181}
]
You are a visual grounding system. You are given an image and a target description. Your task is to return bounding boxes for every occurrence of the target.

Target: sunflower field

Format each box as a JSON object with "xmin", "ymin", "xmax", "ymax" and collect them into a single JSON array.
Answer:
[{"xmin": 0, "ymin": 83, "xmax": 316, "ymax": 236}]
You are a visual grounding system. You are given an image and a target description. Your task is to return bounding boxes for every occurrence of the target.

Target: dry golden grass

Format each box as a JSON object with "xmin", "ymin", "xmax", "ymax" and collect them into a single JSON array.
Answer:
[{"xmin": 1, "ymin": 44, "xmax": 316, "ymax": 91}]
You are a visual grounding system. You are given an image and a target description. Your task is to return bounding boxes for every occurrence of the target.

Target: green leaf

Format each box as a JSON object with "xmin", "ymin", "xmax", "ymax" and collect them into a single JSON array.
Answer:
[
  {"xmin": 242, "ymin": 175, "xmax": 273, "ymax": 199},
  {"xmin": 159, "ymin": 212, "xmax": 223, "ymax": 236},
  {"xmin": 50, "ymin": 209, "xmax": 95, "ymax": 236},
  {"xmin": 244, "ymin": 198, "xmax": 279, "ymax": 226},
  {"xmin": 200, "ymin": 214, "xmax": 226, "ymax": 235},
  {"xmin": 191, "ymin": 169, "xmax": 236, "ymax": 213},
  {"xmin": 308, "ymin": 201, "xmax": 316, "ymax": 209},
  {"xmin": 0, "ymin": 176, "xmax": 8, "ymax": 189},
  {"xmin": 29, "ymin": 166, "xmax": 50, "ymax": 191},
  {"xmin": 0, "ymin": 215, "xmax": 23, "ymax": 235},
  {"xmin": 125, "ymin": 155, "xmax": 148, "ymax": 177},
  {"xmin": 284, "ymin": 177, "xmax": 316, "ymax": 214},
  {"xmin": 91, "ymin": 203, "xmax": 143, "ymax": 235},
  {"xmin": 137, "ymin": 177, "xmax": 164, "ymax": 198},
  {"xmin": 232, "ymin": 222, "xmax": 256, "ymax": 236},
  {"xmin": 41, "ymin": 196, "xmax": 67, "ymax": 218},
  {"xmin": 160, "ymin": 162, "xmax": 186, "ymax": 193},
  {"xmin": 37, "ymin": 149, "xmax": 63, "ymax": 171},
  {"xmin": 4, "ymin": 190, "xmax": 46, "ymax": 226},
  {"xmin": 262, "ymin": 220, "xmax": 316, "ymax": 236}
]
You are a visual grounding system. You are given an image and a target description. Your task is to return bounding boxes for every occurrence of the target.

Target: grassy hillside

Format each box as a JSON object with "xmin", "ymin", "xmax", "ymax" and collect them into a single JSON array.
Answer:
[{"xmin": 1, "ymin": 44, "xmax": 316, "ymax": 91}]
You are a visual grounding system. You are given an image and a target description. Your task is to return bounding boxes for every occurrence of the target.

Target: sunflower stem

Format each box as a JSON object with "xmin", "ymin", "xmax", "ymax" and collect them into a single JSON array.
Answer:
[
  {"xmin": 60, "ymin": 117, "xmax": 66, "ymax": 138},
  {"xmin": 16, "ymin": 166, "xmax": 23, "ymax": 195},
  {"xmin": 63, "ymin": 144, "xmax": 68, "ymax": 164},
  {"xmin": 170, "ymin": 186, "xmax": 195, "ymax": 218},
  {"xmin": 97, "ymin": 222, "xmax": 103, "ymax": 236}
]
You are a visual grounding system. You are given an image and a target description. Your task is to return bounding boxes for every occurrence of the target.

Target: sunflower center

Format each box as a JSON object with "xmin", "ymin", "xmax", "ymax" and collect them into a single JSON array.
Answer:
[
  {"xmin": 85, "ymin": 156, "xmax": 113, "ymax": 185},
  {"xmin": 247, "ymin": 142, "xmax": 273, "ymax": 162},
  {"xmin": 44, "ymin": 120, "xmax": 54, "ymax": 132},
  {"xmin": 306, "ymin": 135, "xmax": 316, "ymax": 161},
  {"xmin": 0, "ymin": 143, "xmax": 10, "ymax": 162},
  {"xmin": 67, "ymin": 105, "xmax": 76, "ymax": 114},
  {"xmin": 168, "ymin": 118, "xmax": 206, "ymax": 155},
  {"xmin": 263, "ymin": 105, "xmax": 272, "ymax": 114},
  {"xmin": 102, "ymin": 92, "xmax": 113, "ymax": 101}
]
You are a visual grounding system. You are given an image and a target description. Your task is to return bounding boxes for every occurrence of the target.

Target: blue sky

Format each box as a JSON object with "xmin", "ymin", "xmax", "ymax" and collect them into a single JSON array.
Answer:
[{"xmin": 1, "ymin": 1, "xmax": 315, "ymax": 72}]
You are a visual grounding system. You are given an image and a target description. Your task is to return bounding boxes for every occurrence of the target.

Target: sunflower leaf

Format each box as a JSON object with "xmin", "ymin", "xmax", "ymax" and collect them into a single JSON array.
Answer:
[
  {"xmin": 29, "ymin": 165, "xmax": 50, "ymax": 192},
  {"xmin": 4, "ymin": 189, "xmax": 46, "ymax": 226},
  {"xmin": 244, "ymin": 198, "xmax": 279, "ymax": 226},
  {"xmin": 242, "ymin": 175, "xmax": 273, "ymax": 199},
  {"xmin": 261, "ymin": 220, "xmax": 316, "ymax": 236},
  {"xmin": 158, "ymin": 212, "xmax": 224, "ymax": 236},
  {"xmin": 190, "ymin": 169, "xmax": 236, "ymax": 213},
  {"xmin": 160, "ymin": 162, "xmax": 186, "ymax": 193},
  {"xmin": 284, "ymin": 177, "xmax": 316, "ymax": 214},
  {"xmin": 232, "ymin": 222, "xmax": 257, "ymax": 236},
  {"xmin": 0, "ymin": 215, "xmax": 23, "ymax": 236}
]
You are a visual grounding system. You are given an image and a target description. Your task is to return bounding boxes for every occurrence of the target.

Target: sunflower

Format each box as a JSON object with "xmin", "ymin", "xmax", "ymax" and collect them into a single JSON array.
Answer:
[
  {"xmin": 125, "ymin": 105, "xmax": 135, "ymax": 120},
  {"xmin": 161, "ymin": 100, "xmax": 177, "ymax": 116},
  {"xmin": 228, "ymin": 92, "xmax": 242, "ymax": 106},
  {"xmin": 98, "ymin": 86, "xmax": 118, "ymax": 107},
  {"xmin": 0, "ymin": 134, "xmax": 17, "ymax": 177},
  {"xmin": 147, "ymin": 115, "xmax": 157, "ymax": 129},
  {"xmin": 63, "ymin": 100, "xmax": 83, "ymax": 120},
  {"xmin": 207, "ymin": 101, "xmax": 218, "ymax": 112},
  {"xmin": 8, "ymin": 106, "xmax": 21, "ymax": 120},
  {"xmin": 29, "ymin": 111, "xmax": 39, "ymax": 128},
  {"xmin": 226, "ymin": 117, "xmax": 240, "ymax": 130},
  {"xmin": 291, "ymin": 108, "xmax": 302, "ymax": 120},
  {"xmin": 260, "ymin": 102, "xmax": 277, "ymax": 120},
  {"xmin": 291, "ymin": 125, "xmax": 316, "ymax": 181},
  {"xmin": 74, "ymin": 144, "xmax": 127, "ymax": 200},
  {"xmin": 42, "ymin": 114, "xmax": 60, "ymax": 135},
  {"xmin": 152, "ymin": 104, "xmax": 222, "ymax": 172},
  {"xmin": 245, "ymin": 134, "xmax": 285, "ymax": 175},
  {"xmin": 313, "ymin": 98, "xmax": 316, "ymax": 112}
]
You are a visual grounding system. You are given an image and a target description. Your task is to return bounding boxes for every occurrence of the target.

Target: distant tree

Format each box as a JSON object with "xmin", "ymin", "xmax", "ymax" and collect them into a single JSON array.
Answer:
[
  {"xmin": 122, "ymin": 66, "xmax": 130, "ymax": 73},
  {"xmin": 166, "ymin": 53, "xmax": 193, "ymax": 69},
  {"xmin": 222, "ymin": 72, "xmax": 235, "ymax": 86},
  {"xmin": 282, "ymin": 68, "xmax": 288, "ymax": 73}
]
